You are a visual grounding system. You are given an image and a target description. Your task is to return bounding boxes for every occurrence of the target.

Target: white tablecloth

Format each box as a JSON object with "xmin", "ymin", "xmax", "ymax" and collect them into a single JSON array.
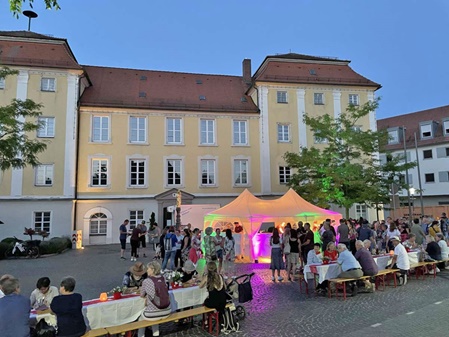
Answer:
[
  {"xmin": 35, "ymin": 286, "xmax": 208, "ymax": 330},
  {"xmin": 304, "ymin": 251, "xmax": 419, "ymax": 284}
]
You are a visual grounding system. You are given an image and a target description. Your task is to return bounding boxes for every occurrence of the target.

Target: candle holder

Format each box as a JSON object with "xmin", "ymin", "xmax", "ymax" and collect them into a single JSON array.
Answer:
[{"xmin": 99, "ymin": 292, "xmax": 108, "ymax": 301}]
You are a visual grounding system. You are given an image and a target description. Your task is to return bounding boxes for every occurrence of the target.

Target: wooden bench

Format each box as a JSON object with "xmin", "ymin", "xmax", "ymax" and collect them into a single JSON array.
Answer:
[
  {"xmin": 105, "ymin": 305, "xmax": 229, "ymax": 337},
  {"xmin": 81, "ymin": 328, "xmax": 109, "ymax": 337},
  {"xmin": 411, "ymin": 261, "xmax": 438, "ymax": 280},
  {"xmin": 374, "ymin": 269, "xmax": 400, "ymax": 291}
]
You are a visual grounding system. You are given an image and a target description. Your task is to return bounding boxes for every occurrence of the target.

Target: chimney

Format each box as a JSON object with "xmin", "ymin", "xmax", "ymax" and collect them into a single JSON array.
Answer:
[{"xmin": 242, "ymin": 58, "xmax": 252, "ymax": 87}]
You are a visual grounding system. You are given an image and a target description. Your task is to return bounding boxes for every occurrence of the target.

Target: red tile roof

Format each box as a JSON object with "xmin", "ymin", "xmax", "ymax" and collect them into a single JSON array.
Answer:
[
  {"xmin": 377, "ymin": 105, "xmax": 449, "ymax": 149},
  {"xmin": 253, "ymin": 53, "xmax": 381, "ymax": 89},
  {"xmin": 0, "ymin": 31, "xmax": 81, "ymax": 70},
  {"xmin": 80, "ymin": 65, "xmax": 259, "ymax": 113}
]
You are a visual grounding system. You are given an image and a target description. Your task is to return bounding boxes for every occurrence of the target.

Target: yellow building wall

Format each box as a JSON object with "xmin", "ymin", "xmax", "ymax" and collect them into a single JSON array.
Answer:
[{"xmin": 77, "ymin": 108, "xmax": 261, "ymax": 197}]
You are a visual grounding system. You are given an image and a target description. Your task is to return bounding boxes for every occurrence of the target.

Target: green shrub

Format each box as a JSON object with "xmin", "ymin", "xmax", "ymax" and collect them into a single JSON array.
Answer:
[
  {"xmin": 0, "ymin": 242, "xmax": 11, "ymax": 260},
  {"xmin": 39, "ymin": 237, "xmax": 71, "ymax": 255},
  {"xmin": 1, "ymin": 237, "xmax": 16, "ymax": 245}
]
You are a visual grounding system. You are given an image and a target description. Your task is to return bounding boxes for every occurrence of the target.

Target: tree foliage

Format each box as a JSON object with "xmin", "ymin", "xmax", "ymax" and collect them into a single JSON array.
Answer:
[
  {"xmin": 284, "ymin": 98, "xmax": 415, "ymax": 218},
  {"xmin": 0, "ymin": 67, "xmax": 48, "ymax": 171},
  {"xmin": 9, "ymin": 0, "xmax": 60, "ymax": 17}
]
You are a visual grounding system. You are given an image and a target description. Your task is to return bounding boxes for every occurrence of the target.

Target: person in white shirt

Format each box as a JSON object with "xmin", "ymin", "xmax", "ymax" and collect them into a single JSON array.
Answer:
[
  {"xmin": 306, "ymin": 243, "xmax": 323, "ymax": 265},
  {"xmin": 30, "ymin": 276, "xmax": 59, "ymax": 309},
  {"xmin": 387, "ymin": 236, "xmax": 410, "ymax": 286},
  {"xmin": 0, "ymin": 274, "xmax": 13, "ymax": 299}
]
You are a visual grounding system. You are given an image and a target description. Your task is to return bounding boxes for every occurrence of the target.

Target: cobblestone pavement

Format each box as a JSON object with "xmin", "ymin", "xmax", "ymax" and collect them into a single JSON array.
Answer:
[{"xmin": 2, "ymin": 244, "xmax": 449, "ymax": 337}]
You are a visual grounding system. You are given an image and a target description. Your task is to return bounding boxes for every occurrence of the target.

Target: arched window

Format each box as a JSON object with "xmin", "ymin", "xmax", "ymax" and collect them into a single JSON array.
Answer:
[{"xmin": 90, "ymin": 213, "xmax": 107, "ymax": 235}]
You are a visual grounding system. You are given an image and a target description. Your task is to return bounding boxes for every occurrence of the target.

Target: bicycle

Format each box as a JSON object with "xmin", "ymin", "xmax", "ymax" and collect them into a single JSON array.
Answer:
[{"xmin": 4, "ymin": 236, "xmax": 41, "ymax": 259}]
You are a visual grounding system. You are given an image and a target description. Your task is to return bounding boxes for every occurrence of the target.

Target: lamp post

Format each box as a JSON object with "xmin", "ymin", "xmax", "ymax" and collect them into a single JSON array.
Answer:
[
  {"xmin": 414, "ymin": 132, "xmax": 425, "ymax": 217},
  {"xmin": 402, "ymin": 127, "xmax": 412, "ymax": 224},
  {"xmin": 409, "ymin": 187, "xmax": 416, "ymax": 218}
]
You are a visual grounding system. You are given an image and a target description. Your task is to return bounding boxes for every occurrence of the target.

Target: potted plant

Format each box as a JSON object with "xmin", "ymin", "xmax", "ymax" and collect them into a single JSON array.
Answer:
[
  {"xmin": 24, "ymin": 227, "xmax": 36, "ymax": 240},
  {"xmin": 109, "ymin": 286, "xmax": 125, "ymax": 299},
  {"xmin": 166, "ymin": 271, "xmax": 183, "ymax": 289}
]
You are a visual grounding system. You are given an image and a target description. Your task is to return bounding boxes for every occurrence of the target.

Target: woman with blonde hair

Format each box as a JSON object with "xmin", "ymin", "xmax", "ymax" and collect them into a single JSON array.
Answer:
[{"xmin": 199, "ymin": 262, "xmax": 227, "ymax": 315}]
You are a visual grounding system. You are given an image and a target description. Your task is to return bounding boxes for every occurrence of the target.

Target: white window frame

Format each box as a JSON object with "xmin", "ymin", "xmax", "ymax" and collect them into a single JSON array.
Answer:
[
  {"xmin": 355, "ymin": 204, "xmax": 367, "ymax": 220},
  {"xmin": 37, "ymin": 117, "xmax": 55, "ymax": 138},
  {"xmin": 443, "ymin": 119, "xmax": 449, "ymax": 136},
  {"xmin": 352, "ymin": 125, "xmax": 362, "ymax": 132},
  {"xmin": 314, "ymin": 136, "xmax": 328, "ymax": 144},
  {"xmin": 314, "ymin": 93, "xmax": 324, "ymax": 105},
  {"xmin": 279, "ymin": 166, "xmax": 291, "ymax": 184},
  {"xmin": 165, "ymin": 156, "xmax": 184, "ymax": 187},
  {"xmin": 232, "ymin": 120, "xmax": 248, "ymax": 146},
  {"xmin": 387, "ymin": 129, "xmax": 399, "ymax": 144},
  {"xmin": 277, "ymin": 123, "xmax": 290, "ymax": 143},
  {"xmin": 420, "ymin": 122, "xmax": 433, "ymax": 139},
  {"xmin": 0, "ymin": 77, "xmax": 4, "ymax": 89},
  {"xmin": 349, "ymin": 94, "xmax": 359, "ymax": 106},
  {"xmin": 200, "ymin": 158, "xmax": 217, "ymax": 187},
  {"xmin": 129, "ymin": 210, "xmax": 144, "ymax": 230},
  {"xmin": 277, "ymin": 91, "xmax": 288, "ymax": 104},
  {"xmin": 166, "ymin": 117, "xmax": 183, "ymax": 144},
  {"xmin": 200, "ymin": 119, "xmax": 216, "ymax": 145},
  {"xmin": 35, "ymin": 164, "xmax": 54, "ymax": 186},
  {"xmin": 232, "ymin": 157, "xmax": 250, "ymax": 187},
  {"xmin": 128, "ymin": 157, "xmax": 148, "ymax": 188},
  {"xmin": 91, "ymin": 116, "xmax": 110, "ymax": 142},
  {"xmin": 34, "ymin": 211, "xmax": 51, "ymax": 232},
  {"xmin": 41, "ymin": 77, "xmax": 56, "ymax": 92},
  {"xmin": 90, "ymin": 157, "xmax": 110, "ymax": 187},
  {"xmin": 89, "ymin": 213, "xmax": 107, "ymax": 236},
  {"xmin": 129, "ymin": 116, "xmax": 147, "ymax": 143}
]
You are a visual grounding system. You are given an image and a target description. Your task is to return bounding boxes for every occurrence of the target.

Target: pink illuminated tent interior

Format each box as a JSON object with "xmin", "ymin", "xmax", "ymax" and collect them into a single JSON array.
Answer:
[{"xmin": 203, "ymin": 189, "xmax": 342, "ymax": 262}]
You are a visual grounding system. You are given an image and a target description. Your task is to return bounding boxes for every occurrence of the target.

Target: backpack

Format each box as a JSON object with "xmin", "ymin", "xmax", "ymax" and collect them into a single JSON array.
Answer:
[
  {"xmin": 221, "ymin": 307, "xmax": 240, "ymax": 334},
  {"xmin": 148, "ymin": 276, "xmax": 170, "ymax": 309},
  {"xmin": 164, "ymin": 234, "xmax": 173, "ymax": 251}
]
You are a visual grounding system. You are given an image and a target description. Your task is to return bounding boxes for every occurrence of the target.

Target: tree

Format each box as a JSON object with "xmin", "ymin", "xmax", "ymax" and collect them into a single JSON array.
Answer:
[
  {"xmin": 0, "ymin": 67, "xmax": 48, "ymax": 171},
  {"xmin": 284, "ymin": 98, "xmax": 415, "ymax": 219},
  {"xmin": 9, "ymin": 0, "xmax": 60, "ymax": 17}
]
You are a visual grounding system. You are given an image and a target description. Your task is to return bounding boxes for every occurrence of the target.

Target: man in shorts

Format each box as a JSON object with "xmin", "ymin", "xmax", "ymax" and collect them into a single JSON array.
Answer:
[{"xmin": 120, "ymin": 219, "xmax": 129, "ymax": 260}]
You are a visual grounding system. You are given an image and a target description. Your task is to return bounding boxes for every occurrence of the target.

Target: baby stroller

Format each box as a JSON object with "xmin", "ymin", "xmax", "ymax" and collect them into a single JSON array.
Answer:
[{"xmin": 225, "ymin": 272, "xmax": 255, "ymax": 322}]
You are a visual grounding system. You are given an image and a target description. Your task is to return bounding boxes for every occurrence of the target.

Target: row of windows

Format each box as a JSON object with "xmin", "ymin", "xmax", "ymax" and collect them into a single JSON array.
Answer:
[
  {"xmin": 34, "ymin": 162, "xmax": 292, "ymax": 188},
  {"xmin": 277, "ymin": 91, "xmax": 359, "ymax": 106},
  {"xmin": 0, "ymin": 77, "xmax": 57, "ymax": 92},
  {"xmin": 388, "ymin": 120, "xmax": 449, "ymax": 144},
  {"xmin": 91, "ymin": 116, "xmax": 250, "ymax": 146},
  {"xmin": 398, "ymin": 171, "xmax": 449, "ymax": 185}
]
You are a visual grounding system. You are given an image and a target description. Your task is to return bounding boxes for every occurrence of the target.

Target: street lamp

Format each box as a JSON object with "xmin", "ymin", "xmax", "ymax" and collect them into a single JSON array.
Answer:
[{"xmin": 409, "ymin": 187, "xmax": 416, "ymax": 218}]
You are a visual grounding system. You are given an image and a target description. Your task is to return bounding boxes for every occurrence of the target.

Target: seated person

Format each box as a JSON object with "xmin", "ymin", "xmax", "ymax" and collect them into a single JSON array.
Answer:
[
  {"xmin": 336, "ymin": 244, "xmax": 363, "ymax": 295},
  {"xmin": 30, "ymin": 276, "xmax": 59, "ymax": 309},
  {"xmin": 0, "ymin": 274, "xmax": 13, "ymax": 299},
  {"xmin": 123, "ymin": 262, "xmax": 148, "ymax": 292},
  {"xmin": 386, "ymin": 236, "xmax": 410, "ymax": 285},
  {"xmin": 403, "ymin": 233, "xmax": 418, "ymax": 249},
  {"xmin": 354, "ymin": 240, "xmax": 378, "ymax": 291},
  {"xmin": 0, "ymin": 276, "xmax": 30, "ymax": 337},
  {"xmin": 363, "ymin": 239, "xmax": 372, "ymax": 252},
  {"xmin": 138, "ymin": 261, "xmax": 171, "ymax": 337},
  {"xmin": 306, "ymin": 243, "xmax": 323, "ymax": 265},
  {"xmin": 426, "ymin": 235, "xmax": 442, "ymax": 261},
  {"xmin": 50, "ymin": 276, "xmax": 86, "ymax": 337},
  {"xmin": 177, "ymin": 259, "xmax": 198, "ymax": 285},
  {"xmin": 323, "ymin": 242, "xmax": 338, "ymax": 261},
  {"xmin": 435, "ymin": 233, "xmax": 449, "ymax": 260},
  {"xmin": 199, "ymin": 262, "xmax": 227, "ymax": 315}
]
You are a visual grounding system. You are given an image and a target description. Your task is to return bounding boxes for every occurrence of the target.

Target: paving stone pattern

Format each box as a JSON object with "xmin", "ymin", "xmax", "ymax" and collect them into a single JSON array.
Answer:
[{"xmin": 2, "ymin": 244, "xmax": 449, "ymax": 337}]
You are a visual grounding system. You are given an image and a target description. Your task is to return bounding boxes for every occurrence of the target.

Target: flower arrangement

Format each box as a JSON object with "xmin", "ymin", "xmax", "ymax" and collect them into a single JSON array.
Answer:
[
  {"xmin": 109, "ymin": 286, "xmax": 126, "ymax": 294},
  {"xmin": 164, "ymin": 270, "xmax": 183, "ymax": 286},
  {"xmin": 24, "ymin": 227, "xmax": 36, "ymax": 240}
]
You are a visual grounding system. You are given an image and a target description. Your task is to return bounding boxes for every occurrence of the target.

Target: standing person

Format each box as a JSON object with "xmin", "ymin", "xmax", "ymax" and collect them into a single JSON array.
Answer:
[
  {"xmin": 138, "ymin": 261, "xmax": 171, "ymax": 337},
  {"xmin": 148, "ymin": 222, "xmax": 161, "ymax": 251},
  {"xmin": 386, "ymin": 222, "xmax": 401, "ymax": 252},
  {"xmin": 300, "ymin": 223, "xmax": 315, "ymax": 265},
  {"xmin": 181, "ymin": 228, "xmax": 191, "ymax": 262},
  {"xmin": 30, "ymin": 276, "xmax": 59, "ymax": 309},
  {"xmin": 270, "ymin": 228, "xmax": 284, "ymax": 282},
  {"xmin": 161, "ymin": 226, "xmax": 177, "ymax": 271},
  {"xmin": 213, "ymin": 228, "xmax": 224, "ymax": 273},
  {"xmin": 440, "ymin": 213, "xmax": 449, "ymax": 238},
  {"xmin": 189, "ymin": 228, "xmax": 202, "ymax": 264},
  {"xmin": 174, "ymin": 229, "xmax": 184, "ymax": 268},
  {"xmin": 159, "ymin": 227, "xmax": 169, "ymax": 260},
  {"xmin": 139, "ymin": 221, "xmax": 148, "ymax": 258},
  {"xmin": 287, "ymin": 229, "xmax": 300, "ymax": 281},
  {"xmin": 348, "ymin": 221, "xmax": 358, "ymax": 254},
  {"xmin": 410, "ymin": 218, "xmax": 426, "ymax": 245},
  {"xmin": 223, "ymin": 229, "xmax": 236, "ymax": 278},
  {"xmin": 203, "ymin": 227, "xmax": 217, "ymax": 263},
  {"xmin": 321, "ymin": 222, "xmax": 335, "ymax": 253},
  {"xmin": 50, "ymin": 276, "xmax": 86, "ymax": 337},
  {"xmin": 0, "ymin": 276, "xmax": 30, "ymax": 337},
  {"xmin": 130, "ymin": 224, "xmax": 142, "ymax": 262},
  {"xmin": 282, "ymin": 227, "xmax": 291, "ymax": 267},
  {"xmin": 119, "ymin": 219, "xmax": 129, "ymax": 260},
  {"xmin": 337, "ymin": 219, "xmax": 349, "ymax": 248}
]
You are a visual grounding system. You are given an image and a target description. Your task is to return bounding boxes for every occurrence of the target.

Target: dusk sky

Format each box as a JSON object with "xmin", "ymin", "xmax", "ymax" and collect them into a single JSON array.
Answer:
[{"xmin": 2, "ymin": 0, "xmax": 449, "ymax": 119}]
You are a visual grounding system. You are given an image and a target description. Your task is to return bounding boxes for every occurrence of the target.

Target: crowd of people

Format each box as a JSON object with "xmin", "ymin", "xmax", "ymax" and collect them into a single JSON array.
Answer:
[{"xmin": 269, "ymin": 213, "xmax": 449, "ymax": 295}]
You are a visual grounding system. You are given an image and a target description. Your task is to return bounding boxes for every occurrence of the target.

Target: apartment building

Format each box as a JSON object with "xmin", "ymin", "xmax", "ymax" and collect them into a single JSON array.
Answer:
[
  {"xmin": 378, "ymin": 105, "xmax": 449, "ymax": 215},
  {"xmin": 0, "ymin": 31, "xmax": 88, "ymax": 239}
]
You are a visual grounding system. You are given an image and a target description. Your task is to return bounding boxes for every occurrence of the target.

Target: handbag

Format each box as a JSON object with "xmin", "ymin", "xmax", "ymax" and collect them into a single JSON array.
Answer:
[
  {"xmin": 35, "ymin": 319, "xmax": 56, "ymax": 337},
  {"xmin": 283, "ymin": 243, "xmax": 291, "ymax": 254},
  {"xmin": 238, "ymin": 279, "xmax": 253, "ymax": 303}
]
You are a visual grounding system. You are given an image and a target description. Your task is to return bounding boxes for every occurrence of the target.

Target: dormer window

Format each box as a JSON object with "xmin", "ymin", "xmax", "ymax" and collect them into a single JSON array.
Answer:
[
  {"xmin": 420, "ymin": 121, "xmax": 438, "ymax": 140},
  {"xmin": 387, "ymin": 127, "xmax": 403, "ymax": 145},
  {"xmin": 443, "ymin": 118, "xmax": 449, "ymax": 136}
]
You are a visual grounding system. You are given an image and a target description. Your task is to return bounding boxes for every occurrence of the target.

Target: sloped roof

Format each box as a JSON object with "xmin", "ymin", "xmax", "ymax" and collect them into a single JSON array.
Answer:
[
  {"xmin": 0, "ymin": 30, "xmax": 81, "ymax": 69},
  {"xmin": 80, "ymin": 65, "xmax": 259, "ymax": 113},
  {"xmin": 378, "ymin": 105, "xmax": 449, "ymax": 150},
  {"xmin": 253, "ymin": 53, "xmax": 380, "ymax": 89}
]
